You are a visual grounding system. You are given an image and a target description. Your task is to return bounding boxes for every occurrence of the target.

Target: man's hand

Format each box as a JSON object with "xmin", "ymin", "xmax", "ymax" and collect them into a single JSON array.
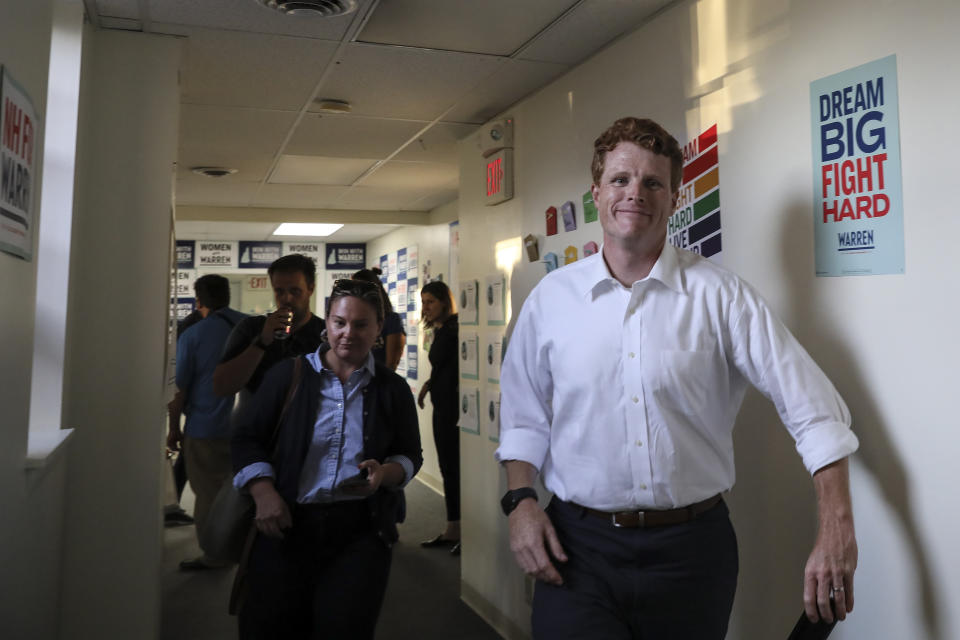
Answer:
[
  {"xmin": 260, "ymin": 307, "xmax": 293, "ymax": 345},
  {"xmin": 417, "ymin": 382, "xmax": 430, "ymax": 409},
  {"xmin": 249, "ymin": 478, "xmax": 292, "ymax": 539},
  {"xmin": 508, "ymin": 497, "xmax": 568, "ymax": 585},
  {"xmin": 803, "ymin": 458, "xmax": 857, "ymax": 623},
  {"xmin": 166, "ymin": 426, "xmax": 182, "ymax": 452}
]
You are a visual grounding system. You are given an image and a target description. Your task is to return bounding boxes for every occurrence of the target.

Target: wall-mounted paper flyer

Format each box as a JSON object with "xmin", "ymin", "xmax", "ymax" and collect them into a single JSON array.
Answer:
[
  {"xmin": 460, "ymin": 331, "xmax": 479, "ymax": 380},
  {"xmin": 485, "ymin": 333, "xmax": 503, "ymax": 383},
  {"xmin": 458, "ymin": 279, "xmax": 479, "ymax": 325},
  {"xmin": 406, "ymin": 345, "xmax": 418, "ymax": 380},
  {"xmin": 485, "ymin": 274, "xmax": 505, "ymax": 325},
  {"xmin": 483, "ymin": 387, "xmax": 501, "ymax": 442},
  {"xmin": 460, "ymin": 387, "xmax": 480, "ymax": 434}
]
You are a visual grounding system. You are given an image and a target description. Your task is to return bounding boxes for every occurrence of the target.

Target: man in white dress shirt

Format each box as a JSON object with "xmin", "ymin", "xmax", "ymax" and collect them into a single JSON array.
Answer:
[{"xmin": 495, "ymin": 117, "xmax": 858, "ymax": 639}]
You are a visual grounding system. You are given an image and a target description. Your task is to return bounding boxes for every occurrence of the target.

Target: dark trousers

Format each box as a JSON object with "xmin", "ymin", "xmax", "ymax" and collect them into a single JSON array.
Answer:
[
  {"xmin": 239, "ymin": 501, "xmax": 392, "ymax": 640},
  {"xmin": 432, "ymin": 411, "xmax": 460, "ymax": 521},
  {"xmin": 532, "ymin": 497, "xmax": 739, "ymax": 640}
]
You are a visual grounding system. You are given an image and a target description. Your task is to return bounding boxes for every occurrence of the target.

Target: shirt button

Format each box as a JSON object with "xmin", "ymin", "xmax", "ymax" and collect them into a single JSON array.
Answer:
[
  {"xmin": 635, "ymin": 440, "xmax": 643, "ymax": 447},
  {"xmin": 629, "ymin": 352, "xmax": 635, "ymax": 359},
  {"xmin": 632, "ymin": 396, "xmax": 639, "ymax": 404},
  {"xmin": 640, "ymin": 483, "xmax": 647, "ymax": 490}
]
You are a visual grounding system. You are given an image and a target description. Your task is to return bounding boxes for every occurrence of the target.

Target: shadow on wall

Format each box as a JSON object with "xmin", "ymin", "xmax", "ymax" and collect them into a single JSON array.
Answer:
[{"xmin": 729, "ymin": 199, "xmax": 941, "ymax": 639}]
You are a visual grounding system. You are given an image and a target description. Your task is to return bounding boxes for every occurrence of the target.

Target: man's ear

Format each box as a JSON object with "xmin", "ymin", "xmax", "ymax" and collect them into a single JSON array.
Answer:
[{"xmin": 591, "ymin": 183, "xmax": 600, "ymax": 203}]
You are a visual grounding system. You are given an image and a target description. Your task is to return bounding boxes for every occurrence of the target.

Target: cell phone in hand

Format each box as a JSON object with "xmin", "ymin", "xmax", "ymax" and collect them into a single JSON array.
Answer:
[
  {"xmin": 787, "ymin": 594, "xmax": 837, "ymax": 640},
  {"xmin": 337, "ymin": 467, "xmax": 369, "ymax": 489}
]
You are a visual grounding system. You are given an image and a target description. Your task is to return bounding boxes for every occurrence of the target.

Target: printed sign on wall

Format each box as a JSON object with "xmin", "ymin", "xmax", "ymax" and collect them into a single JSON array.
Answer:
[
  {"xmin": 811, "ymin": 55, "xmax": 904, "ymax": 276},
  {"xmin": 460, "ymin": 387, "xmax": 480, "ymax": 434},
  {"xmin": 197, "ymin": 241, "xmax": 237, "ymax": 268},
  {"xmin": 0, "ymin": 67, "xmax": 39, "ymax": 260},
  {"xmin": 176, "ymin": 240, "xmax": 195, "ymax": 269},
  {"xmin": 283, "ymin": 241, "xmax": 323, "ymax": 265},
  {"xmin": 239, "ymin": 241, "xmax": 282, "ymax": 268},
  {"xmin": 667, "ymin": 124, "xmax": 722, "ymax": 260},
  {"xmin": 326, "ymin": 243, "xmax": 365, "ymax": 270}
]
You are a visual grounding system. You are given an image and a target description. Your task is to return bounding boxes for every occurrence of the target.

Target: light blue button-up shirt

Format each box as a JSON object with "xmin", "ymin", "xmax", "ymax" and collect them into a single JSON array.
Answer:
[{"xmin": 234, "ymin": 349, "xmax": 414, "ymax": 502}]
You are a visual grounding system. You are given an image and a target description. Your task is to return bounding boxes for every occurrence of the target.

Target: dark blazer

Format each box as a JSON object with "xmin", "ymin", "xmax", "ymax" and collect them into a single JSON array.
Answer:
[
  {"xmin": 232, "ymin": 351, "xmax": 423, "ymax": 545},
  {"xmin": 427, "ymin": 313, "xmax": 460, "ymax": 424}
]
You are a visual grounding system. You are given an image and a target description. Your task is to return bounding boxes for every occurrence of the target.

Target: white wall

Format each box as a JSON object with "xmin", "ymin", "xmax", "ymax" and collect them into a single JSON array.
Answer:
[
  {"xmin": 0, "ymin": 2, "xmax": 64, "ymax": 638},
  {"xmin": 456, "ymin": 1, "xmax": 960, "ymax": 638},
  {"xmin": 366, "ymin": 219, "xmax": 454, "ymax": 491},
  {"xmin": 58, "ymin": 29, "xmax": 181, "ymax": 639}
]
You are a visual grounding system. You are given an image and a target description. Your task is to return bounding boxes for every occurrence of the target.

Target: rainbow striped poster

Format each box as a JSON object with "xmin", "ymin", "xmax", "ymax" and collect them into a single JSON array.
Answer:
[{"xmin": 668, "ymin": 124, "xmax": 721, "ymax": 260}]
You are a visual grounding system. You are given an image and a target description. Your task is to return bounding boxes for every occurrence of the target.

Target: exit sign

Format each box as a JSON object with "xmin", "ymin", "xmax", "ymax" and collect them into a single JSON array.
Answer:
[{"xmin": 484, "ymin": 148, "xmax": 513, "ymax": 205}]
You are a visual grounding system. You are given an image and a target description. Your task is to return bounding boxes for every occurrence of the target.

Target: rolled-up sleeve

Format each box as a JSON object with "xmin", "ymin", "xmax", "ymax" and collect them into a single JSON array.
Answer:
[
  {"xmin": 233, "ymin": 461, "xmax": 275, "ymax": 490},
  {"xmin": 495, "ymin": 289, "xmax": 554, "ymax": 470},
  {"xmin": 730, "ymin": 280, "xmax": 858, "ymax": 474}
]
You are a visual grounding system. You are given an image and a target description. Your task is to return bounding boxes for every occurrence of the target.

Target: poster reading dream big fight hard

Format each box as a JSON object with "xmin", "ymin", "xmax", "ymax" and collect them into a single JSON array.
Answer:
[{"xmin": 811, "ymin": 55, "xmax": 904, "ymax": 276}]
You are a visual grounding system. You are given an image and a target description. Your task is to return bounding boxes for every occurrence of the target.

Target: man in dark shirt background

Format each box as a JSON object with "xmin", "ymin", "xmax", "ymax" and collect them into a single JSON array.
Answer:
[{"xmin": 214, "ymin": 254, "xmax": 325, "ymax": 405}]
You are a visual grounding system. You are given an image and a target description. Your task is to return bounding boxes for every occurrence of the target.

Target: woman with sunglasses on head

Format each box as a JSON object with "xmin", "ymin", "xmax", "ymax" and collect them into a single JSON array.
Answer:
[
  {"xmin": 352, "ymin": 267, "xmax": 406, "ymax": 371},
  {"xmin": 232, "ymin": 278, "xmax": 422, "ymax": 640},
  {"xmin": 417, "ymin": 280, "xmax": 462, "ymax": 555}
]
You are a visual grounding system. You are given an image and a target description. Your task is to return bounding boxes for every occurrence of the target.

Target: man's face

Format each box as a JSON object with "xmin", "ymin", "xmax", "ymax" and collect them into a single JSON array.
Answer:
[
  {"xmin": 591, "ymin": 142, "xmax": 678, "ymax": 251},
  {"xmin": 271, "ymin": 270, "xmax": 314, "ymax": 320}
]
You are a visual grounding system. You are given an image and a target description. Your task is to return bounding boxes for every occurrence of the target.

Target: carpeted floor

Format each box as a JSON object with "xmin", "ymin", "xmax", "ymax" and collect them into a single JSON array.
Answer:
[{"xmin": 161, "ymin": 478, "xmax": 501, "ymax": 639}]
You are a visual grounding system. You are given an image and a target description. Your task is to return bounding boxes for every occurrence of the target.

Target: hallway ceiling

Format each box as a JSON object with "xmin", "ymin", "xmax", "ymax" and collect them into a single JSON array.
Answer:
[{"xmin": 84, "ymin": 0, "xmax": 673, "ymax": 241}]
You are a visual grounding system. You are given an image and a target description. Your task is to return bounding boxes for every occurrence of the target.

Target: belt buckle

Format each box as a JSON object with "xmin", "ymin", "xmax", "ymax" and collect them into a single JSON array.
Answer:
[{"xmin": 611, "ymin": 511, "xmax": 644, "ymax": 528}]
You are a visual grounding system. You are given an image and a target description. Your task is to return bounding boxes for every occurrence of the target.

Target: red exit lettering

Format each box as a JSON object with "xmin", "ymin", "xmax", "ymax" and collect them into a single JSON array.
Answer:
[
  {"xmin": 486, "ymin": 157, "xmax": 503, "ymax": 196},
  {"xmin": 3, "ymin": 99, "xmax": 33, "ymax": 166}
]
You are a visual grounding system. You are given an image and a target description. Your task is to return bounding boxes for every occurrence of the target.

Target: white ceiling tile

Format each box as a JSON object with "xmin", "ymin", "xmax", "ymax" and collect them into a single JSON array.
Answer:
[
  {"xmin": 176, "ymin": 177, "xmax": 261, "ymax": 207},
  {"xmin": 174, "ymin": 221, "xmax": 401, "ymax": 243},
  {"xmin": 181, "ymin": 28, "xmax": 339, "ymax": 110},
  {"xmin": 286, "ymin": 114, "xmax": 424, "ymax": 158},
  {"xmin": 403, "ymin": 188, "xmax": 459, "ymax": 212},
  {"xmin": 445, "ymin": 58, "xmax": 569, "ymax": 123},
  {"xmin": 269, "ymin": 155, "xmax": 376, "ymax": 185},
  {"xmin": 518, "ymin": 0, "xmax": 674, "ymax": 65},
  {"xmin": 320, "ymin": 43, "xmax": 504, "ymax": 120},
  {"xmin": 360, "ymin": 161, "xmax": 458, "ymax": 190},
  {"xmin": 357, "ymin": 0, "xmax": 577, "ymax": 56},
  {"xmin": 335, "ymin": 186, "xmax": 434, "ymax": 211},
  {"xmin": 251, "ymin": 184, "xmax": 351, "ymax": 209},
  {"xmin": 95, "ymin": 0, "xmax": 139, "ymax": 19},
  {"xmin": 394, "ymin": 122, "xmax": 478, "ymax": 163},
  {"xmin": 147, "ymin": 0, "xmax": 371, "ymax": 40}
]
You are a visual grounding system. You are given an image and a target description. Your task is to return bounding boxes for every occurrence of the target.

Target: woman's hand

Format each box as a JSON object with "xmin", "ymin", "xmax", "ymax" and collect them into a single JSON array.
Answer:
[
  {"xmin": 417, "ymin": 382, "xmax": 431, "ymax": 409},
  {"xmin": 339, "ymin": 459, "xmax": 407, "ymax": 497},
  {"xmin": 248, "ymin": 478, "xmax": 292, "ymax": 539}
]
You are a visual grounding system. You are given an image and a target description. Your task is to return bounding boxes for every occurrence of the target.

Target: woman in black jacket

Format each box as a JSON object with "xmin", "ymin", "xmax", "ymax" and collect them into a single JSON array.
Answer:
[
  {"xmin": 416, "ymin": 280, "xmax": 461, "ymax": 554},
  {"xmin": 232, "ymin": 278, "xmax": 422, "ymax": 639}
]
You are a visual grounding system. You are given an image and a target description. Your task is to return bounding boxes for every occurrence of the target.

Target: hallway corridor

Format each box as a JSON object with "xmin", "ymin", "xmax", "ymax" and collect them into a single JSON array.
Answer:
[{"xmin": 161, "ymin": 478, "xmax": 501, "ymax": 639}]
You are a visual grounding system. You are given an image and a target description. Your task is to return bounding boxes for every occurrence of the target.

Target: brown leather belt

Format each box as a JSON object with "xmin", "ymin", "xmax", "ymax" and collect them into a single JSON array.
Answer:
[{"xmin": 569, "ymin": 494, "xmax": 722, "ymax": 529}]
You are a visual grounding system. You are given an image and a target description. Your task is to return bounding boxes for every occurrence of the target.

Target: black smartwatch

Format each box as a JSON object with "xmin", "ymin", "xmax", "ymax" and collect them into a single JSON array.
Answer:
[{"xmin": 501, "ymin": 487, "xmax": 538, "ymax": 516}]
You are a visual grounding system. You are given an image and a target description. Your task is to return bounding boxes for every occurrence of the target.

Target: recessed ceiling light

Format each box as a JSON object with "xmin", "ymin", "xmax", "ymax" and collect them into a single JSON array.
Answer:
[{"xmin": 272, "ymin": 223, "xmax": 343, "ymax": 237}]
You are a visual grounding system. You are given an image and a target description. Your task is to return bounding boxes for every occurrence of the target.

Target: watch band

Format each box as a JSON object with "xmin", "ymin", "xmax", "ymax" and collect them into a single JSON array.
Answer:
[
  {"xmin": 252, "ymin": 335, "xmax": 269, "ymax": 350},
  {"xmin": 501, "ymin": 487, "xmax": 538, "ymax": 516}
]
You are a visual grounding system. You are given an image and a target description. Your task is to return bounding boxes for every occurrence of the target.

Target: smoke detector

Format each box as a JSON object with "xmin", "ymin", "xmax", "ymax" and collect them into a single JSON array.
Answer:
[
  {"xmin": 191, "ymin": 166, "xmax": 238, "ymax": 178},
  {"xmin": 254, "ymin": 0, "xmax": 358, "ymax": 16}
]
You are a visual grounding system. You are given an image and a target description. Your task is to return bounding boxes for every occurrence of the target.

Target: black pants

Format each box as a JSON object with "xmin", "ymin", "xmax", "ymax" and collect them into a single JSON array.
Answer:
[
  {"xmin": 239, "ymin": 501, "xmax": 392, "ymax": 640},
  {"xmin": 532, "ymin": 497, "xmax": 738, "ymax": 640},
  {"xmin": 432, "ymin": 411, "xmax": 460, "ymax": 521}
]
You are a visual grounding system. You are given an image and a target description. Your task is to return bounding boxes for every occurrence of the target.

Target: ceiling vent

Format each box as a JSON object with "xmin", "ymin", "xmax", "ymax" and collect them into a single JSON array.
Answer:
[
  {"xmin": 192, "ymin": 166, "xmax": 238, "ymax": 178},
  {"xmin": 254, "ymin": 0, "xmax": 358, "ymax": 17}
]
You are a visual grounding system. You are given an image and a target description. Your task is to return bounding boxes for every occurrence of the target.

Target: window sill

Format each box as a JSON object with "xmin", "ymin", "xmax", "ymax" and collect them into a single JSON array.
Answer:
[{"xmin": 25, "ymin": 428, "xmax": 75, "ymax": 471}]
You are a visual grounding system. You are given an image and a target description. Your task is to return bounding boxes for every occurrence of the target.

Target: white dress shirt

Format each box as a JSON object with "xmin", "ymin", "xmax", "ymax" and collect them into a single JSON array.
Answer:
[{"xmin": 496, "ymin": 243, "xmax": 858, "ymax": 511}]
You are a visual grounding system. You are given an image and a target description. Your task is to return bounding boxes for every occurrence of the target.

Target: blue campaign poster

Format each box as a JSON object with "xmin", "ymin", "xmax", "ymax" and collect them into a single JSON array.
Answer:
[
  {"xmin": 176, "ymin": 240, "xmax": 195, "ymax": 269},
  {"xmin": 406, "ymin": 345, "xmax": 418, "ymax": 380},
  {"xmin": 239, "ymin": 241, "xmax": 282, "ymax": 268},
  {"xmin": 810, "ymin": 55, "xmax": 905, "ymax": 276}
]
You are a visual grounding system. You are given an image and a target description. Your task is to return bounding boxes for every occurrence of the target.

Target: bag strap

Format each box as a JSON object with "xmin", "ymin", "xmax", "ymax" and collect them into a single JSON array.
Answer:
[
  {"xmin": 212, "ymin": 310, "xmax": 239, "ymax": 329},
  {"xmin": 269, "ymin": 356, "xmax": 303, "ymax": 450}
]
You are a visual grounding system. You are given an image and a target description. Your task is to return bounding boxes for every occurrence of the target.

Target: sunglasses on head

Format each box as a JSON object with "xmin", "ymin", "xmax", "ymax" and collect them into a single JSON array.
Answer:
[{"xmin": 332, "ymin": 278, "xmax": 379, "ymax": 293}]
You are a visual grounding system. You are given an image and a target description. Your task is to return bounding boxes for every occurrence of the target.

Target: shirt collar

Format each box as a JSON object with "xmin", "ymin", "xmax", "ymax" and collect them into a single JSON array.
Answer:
[
  {"xmin": 306, "ymin": 345, "xmax": 377, "ymax": 377},
  {"xmin": 581, "ymin": 241, "xmax": 685, "ymax": 297}
]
